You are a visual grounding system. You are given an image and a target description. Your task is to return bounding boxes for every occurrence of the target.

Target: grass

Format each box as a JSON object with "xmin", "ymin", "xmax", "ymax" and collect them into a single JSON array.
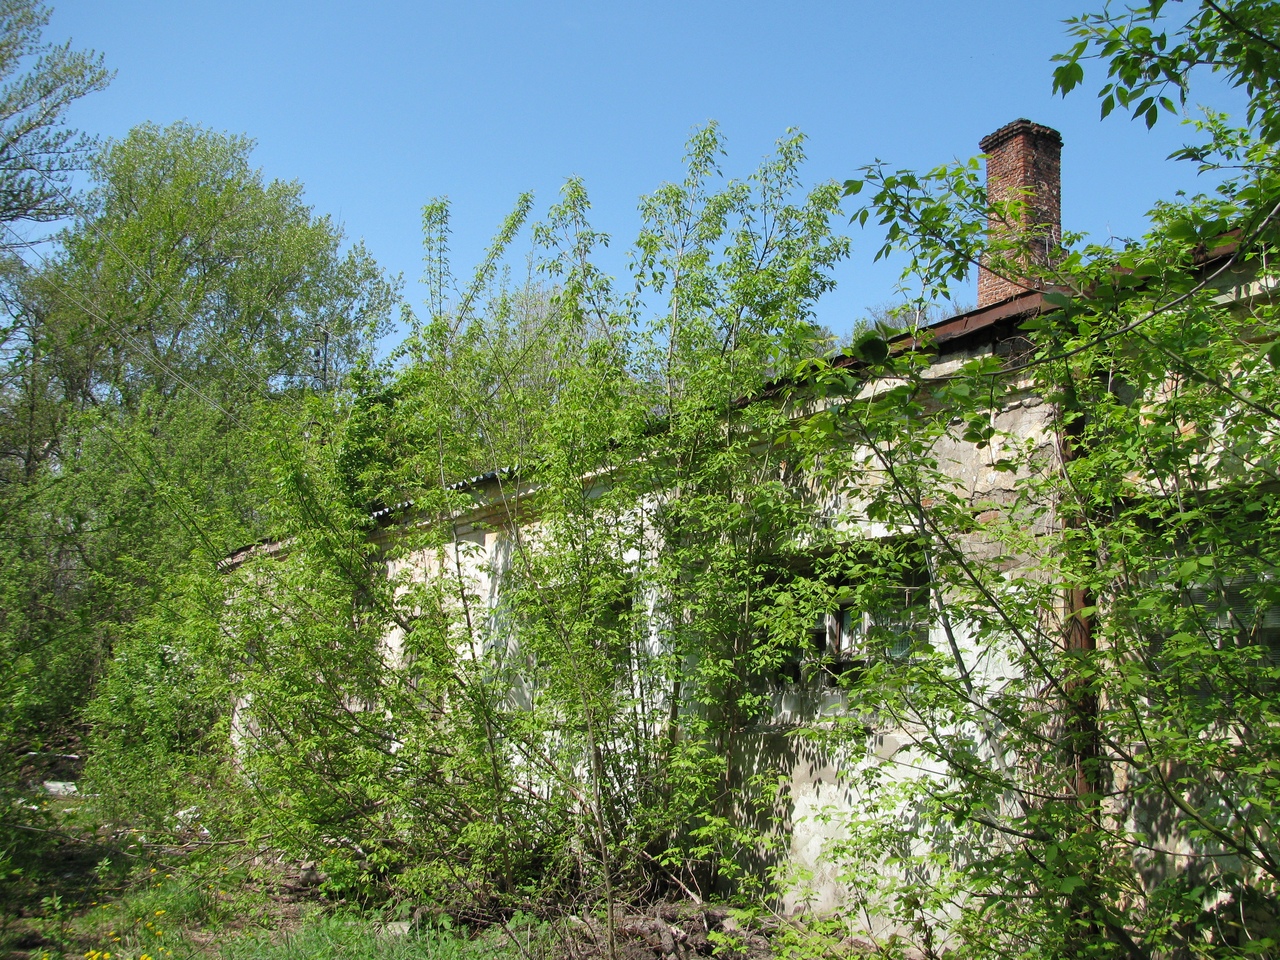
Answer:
[
  {"xmin": 220, "ymin": 917, "xmax": 504, "ymax": 960},
  {"xmin": 8, "ymin": 869, "xmax": 540, "ymax": 960},
  {"xmin": 0, "ymin": 793, "xmax": 541, "ymax": 960},
  {"xmin": 76, "ymin": 871, "xmax": 228, "ymax": 960},
  {"xmin": 1, "ymin": 823, "xmax": 542, "ymax": 960}
]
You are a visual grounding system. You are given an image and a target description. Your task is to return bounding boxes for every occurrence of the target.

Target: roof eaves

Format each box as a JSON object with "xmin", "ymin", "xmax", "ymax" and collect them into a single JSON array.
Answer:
[{"xmin": 369, "ymin": 466, "xmax": 521, "ymax": 525}]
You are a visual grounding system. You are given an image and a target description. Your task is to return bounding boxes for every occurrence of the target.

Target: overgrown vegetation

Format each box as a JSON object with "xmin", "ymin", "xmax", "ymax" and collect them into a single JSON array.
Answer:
[{"xmin": 5, "ymin": 1, "xmax": 1280, "ymax": 958}]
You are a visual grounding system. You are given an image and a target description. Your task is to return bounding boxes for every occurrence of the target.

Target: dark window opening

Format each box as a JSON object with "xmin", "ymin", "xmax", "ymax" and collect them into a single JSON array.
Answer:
[{"xmin": 773, "ymin": 560, "xmax": 931, "ymax": 688}]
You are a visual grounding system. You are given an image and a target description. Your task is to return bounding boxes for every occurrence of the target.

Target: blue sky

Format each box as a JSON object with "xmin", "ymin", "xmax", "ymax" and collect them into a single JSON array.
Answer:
[{"xmin": 52, "ymin": 1, "xmax": 1244, "ymax": 341}]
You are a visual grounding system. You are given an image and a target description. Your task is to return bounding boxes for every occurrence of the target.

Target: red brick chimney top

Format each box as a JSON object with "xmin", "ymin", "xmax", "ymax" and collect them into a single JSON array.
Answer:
[
  {"xmin": 979, "ymin": 118, "xmax": 1062, "ymax": 155},
  {"xmin": 977, "ymin": 118, "xmax": 1063, "ymax": 308}
]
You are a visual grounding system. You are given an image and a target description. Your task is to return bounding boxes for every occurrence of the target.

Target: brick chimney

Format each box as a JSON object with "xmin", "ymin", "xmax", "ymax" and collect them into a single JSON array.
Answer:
[{"xmin": 976, "ymin": 119, "xmax": 1062, "ymax": 307}]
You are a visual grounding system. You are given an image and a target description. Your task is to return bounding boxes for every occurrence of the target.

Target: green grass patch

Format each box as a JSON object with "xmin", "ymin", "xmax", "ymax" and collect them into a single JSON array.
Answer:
[{"xmin": 220, "ymin": 916, "xmax": 528, "ymax": 960}]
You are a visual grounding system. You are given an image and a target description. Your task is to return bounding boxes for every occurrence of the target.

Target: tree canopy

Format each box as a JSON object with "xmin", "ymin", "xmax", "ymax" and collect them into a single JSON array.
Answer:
[{"xmin": 0, "ymin": 119, "xmax": 397, "ymax": 813}]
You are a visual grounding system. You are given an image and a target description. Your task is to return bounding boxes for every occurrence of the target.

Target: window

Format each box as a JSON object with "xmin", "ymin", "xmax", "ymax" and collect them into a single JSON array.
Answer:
[
  {"xmin": 1150, "ymin": 571, "xmax": 1280, "ymax": 706},
  {"xmin": 777, "ymin": 569, "xmax": 930, "ymax": 688},
  {"xmin": 1136, "ymin": 500, "xmax": 1280, "ymax": 705},
  {"xmin": 1185, "ymin": 576, "xmax": 1280, "ymax": 657}
]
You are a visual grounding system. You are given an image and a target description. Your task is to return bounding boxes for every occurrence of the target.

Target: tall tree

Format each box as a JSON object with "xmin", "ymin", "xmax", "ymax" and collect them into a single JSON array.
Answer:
[
  {"xmin": 0, "ymin": 121, "xmax": 396, "ymax": 772},
  {"xmin": 41, "ymin": 121, "xmax": 395, "ymax": 410},
  {"xmin": 0, "ymin": 0, "xmax": 108, "ymax": 240},
  {"xmin": 0, "ymin": 0, "xmax": 107, "ymax": 889},
  {"xmin": 87, "ymin": 125, "xmax": 853, "ymax": 919}
]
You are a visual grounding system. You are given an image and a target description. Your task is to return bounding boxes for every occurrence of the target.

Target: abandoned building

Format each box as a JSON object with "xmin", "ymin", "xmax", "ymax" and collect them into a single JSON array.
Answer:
[{"xmin": 219, "ymin": 117, "xmax": 1278, "ymax": 935}]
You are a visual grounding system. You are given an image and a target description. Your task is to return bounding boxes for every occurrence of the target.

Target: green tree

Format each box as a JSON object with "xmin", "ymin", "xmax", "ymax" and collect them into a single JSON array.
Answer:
[
  {"xmin": 0, "ymin": 0, "xmax": 108, "ymax": 238},
  {"xmin": 43, "ymin": 121, "xmax": 396, "ymax": 409},
  {"xmin": 0, "ymin": 0, "xmax": 108, "ymax": 892},
  {"xmin": 0, "ymin": 121, "xmax": 396, "ymax": 794},
  {"xmin": 90, "ymin": 125, "xmax": 851, "ymax": 926}
]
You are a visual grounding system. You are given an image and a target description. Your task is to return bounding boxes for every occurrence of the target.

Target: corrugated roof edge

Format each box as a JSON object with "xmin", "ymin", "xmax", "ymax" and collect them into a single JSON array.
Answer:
[
  {"xmin": 884, "ymin": 289, "xmax": 1048, "ymax": 355},
  {"xmin": 369, "ymin": 466, "xmax": 520, "ymax": 522},
  {"xmin": 219, "ymin": 468, "xmax": 520, "ymax": 570},
  {"xmin": 870, "ymin": 234, "xmax": 1242, "ymax": 360}
]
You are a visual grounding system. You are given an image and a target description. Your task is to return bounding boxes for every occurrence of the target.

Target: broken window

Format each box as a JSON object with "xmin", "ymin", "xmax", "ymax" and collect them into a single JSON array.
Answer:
[
  {"xmin": 1185, "ymin": 575, "xmax": 1280, "ymax": 660},
  {"xmin": 1148, "ymin": 570, "xmax": 1280, "ymax": 707},
  {"xmin": 773, "ymin": 556, "xmax": 931, "ymax": 688}
]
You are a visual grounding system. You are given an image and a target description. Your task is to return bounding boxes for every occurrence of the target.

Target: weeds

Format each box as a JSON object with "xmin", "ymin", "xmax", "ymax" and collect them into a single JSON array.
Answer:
[{"xmin": 220, "ymin": 916, "xmax": 527, "ymax": 960}]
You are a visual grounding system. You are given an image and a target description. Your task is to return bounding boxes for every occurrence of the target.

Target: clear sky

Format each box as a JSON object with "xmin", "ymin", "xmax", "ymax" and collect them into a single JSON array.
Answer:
[{"xmin": 51, "ymin": 1, "xmax": 1244, "ymax": 341}]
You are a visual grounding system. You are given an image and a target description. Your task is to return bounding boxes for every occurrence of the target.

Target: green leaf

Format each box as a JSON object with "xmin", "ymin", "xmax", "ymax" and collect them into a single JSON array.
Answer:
[
  {"xmin": 853, "ymin": 334, "xmax": 890, "ymax": 364},
  {"xmin": 1053, "ymin": 61, "xmax": 1085, "ymax": 95}
]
